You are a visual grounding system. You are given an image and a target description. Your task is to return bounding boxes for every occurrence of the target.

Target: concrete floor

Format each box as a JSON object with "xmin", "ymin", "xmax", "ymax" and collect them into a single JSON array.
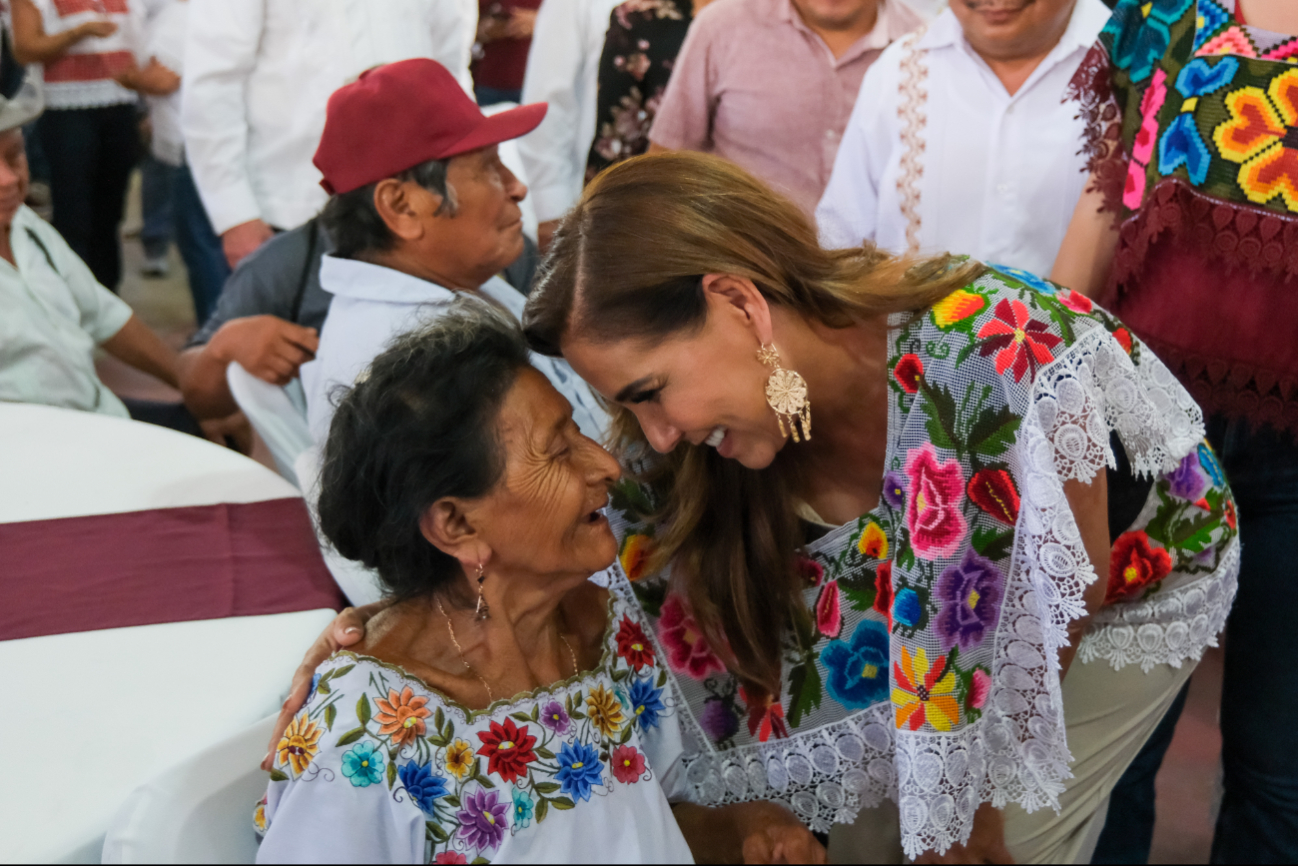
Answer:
[{"xmin": 96, "ymin": 173, "xmax": 1225, "ymax": 864}]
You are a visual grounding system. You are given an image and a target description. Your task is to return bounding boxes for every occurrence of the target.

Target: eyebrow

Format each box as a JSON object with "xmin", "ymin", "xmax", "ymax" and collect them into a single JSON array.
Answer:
[{"xmin": 614, "ymin": 376, "xmax": 655, "ymax": 403}]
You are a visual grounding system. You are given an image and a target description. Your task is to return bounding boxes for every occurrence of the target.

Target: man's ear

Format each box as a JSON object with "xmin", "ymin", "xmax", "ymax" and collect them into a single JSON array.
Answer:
[
  {"xmin": 701, "ymin": 273, "xmax": 774, "ymax": 345},
  {"xmin": 419, "ymin": 498, "xmax": 486, "ymax": 563},
  {"xmin": 373, "ymin": 178, "xmax": 428, "ymax": 243}
]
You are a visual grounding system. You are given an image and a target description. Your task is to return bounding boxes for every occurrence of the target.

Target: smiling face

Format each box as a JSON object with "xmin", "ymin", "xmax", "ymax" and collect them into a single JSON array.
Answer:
[
  {"xmin": 563, "ymin": 286, "xmax": 790, "ymax": 470},
  {"xmin": 0, "ymin": 130, "xmax": 29, "ymax": 229},
  {"xmin": 951, "ymin": 0, "xmax": 1075, "ymax": 63},
  {"xmin": 467, "ymin": 367, "xmax": 623, "ymax": 580}
]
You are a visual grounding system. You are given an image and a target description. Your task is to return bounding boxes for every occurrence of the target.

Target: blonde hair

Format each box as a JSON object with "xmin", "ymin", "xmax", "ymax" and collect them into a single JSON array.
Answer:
[{"xmin": 524, "ymin": 151, "xmax": 981, "ymax": 687}]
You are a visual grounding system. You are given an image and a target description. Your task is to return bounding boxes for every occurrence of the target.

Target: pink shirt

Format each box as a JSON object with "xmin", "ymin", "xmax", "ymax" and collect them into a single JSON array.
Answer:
[{"xmin": 649, "ymin": 0, "xmax": 923, "ymax": 214}]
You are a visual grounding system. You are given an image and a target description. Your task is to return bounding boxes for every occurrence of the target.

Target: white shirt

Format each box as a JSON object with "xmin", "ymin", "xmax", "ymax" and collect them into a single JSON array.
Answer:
[
  {"xmin": 516, "ymin": 0, "xmax": 621, "ymax": 224},
  {"xmin": 0, "ymin": 205, "xmax": 134, "ymax": 418},
  {"xmin": 30, "ymin": 0, "xmax": 144, "ymax": 109},
  {"xmin": 302, "ymin": 256, "xmax": 608, "ymax": 444},
  {"xmin": 181, "ymin": 0, "xmax": 476, "ymax": 236},
  {"xmin": 816, "ymin": 0, "xmax": 1108, "ymax": 277},
  {"xmin": 142, "ymin": 0, "xmax": 186, "ymax": 166}
]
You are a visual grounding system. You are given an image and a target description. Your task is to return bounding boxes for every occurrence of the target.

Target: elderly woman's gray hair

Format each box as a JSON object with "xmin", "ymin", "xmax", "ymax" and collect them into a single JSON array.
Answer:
[
  {"xmin": 316, "ymin": 299, "xmax": 530, "ymax": 600},
  {"xmin": 320, "ymin": 156, "xmax": 460, "ymax": 260}
]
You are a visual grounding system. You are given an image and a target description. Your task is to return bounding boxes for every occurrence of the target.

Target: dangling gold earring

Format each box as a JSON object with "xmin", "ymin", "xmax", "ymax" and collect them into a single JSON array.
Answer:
[
  {"xmin": 757, "ymin": 343, "xmax": 811, "ymax": 442},
  {"xmin": 474, "ymin": 562, "xmax": 490, "ymax": 620}
]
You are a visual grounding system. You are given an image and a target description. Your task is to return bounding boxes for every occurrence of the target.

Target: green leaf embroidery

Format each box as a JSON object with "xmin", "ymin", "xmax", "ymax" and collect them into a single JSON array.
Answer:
[
  {"xmin": 786, "ymin": 661, "xmax": 824, "ymax": 728},
  {"xmin": 535, "ymin": 797, "xmax": 550, "ymax": 824},
  {"xmin": 434, "ymin": 707, "xmax": 445, "ymax": 732},
  {"xmin": 316, "ymin": 679, "xmax": 332, "ymax": 696},
  {"xmin": 972, "ymin": 525, "xmax": 1014, "ymax": 562},
  {"xmin": 551, "ymin": 797, "xmax": 577, "ymax": 811},
  {"xmin": 386, "ymin": 758, "xmax": 397, "ymax": 790},
  {"xmin": 331, "ymin": 664, "xmax": 356, "ymax": 679},
  {"xmin": 510, "ymin": 712, "xmax": 533, "ymax": 722},
  {"xmin": 444, "ymin": 794, "xmax": 462, "ymax": 809},
  {"xmin": 535, "ymin": 746, "xmax": 556, "ymax": 760},
  {"xmin": 323, "ymin": 703, "xmax": 337, "ymax": 732},
  {"xmin": 919, "ymin": 380, "xmax": 960, "ymax": 452},
  {"xmin": 268, "ymin": 768, "xmax": 288, "ymax": 782},
  {"xmin": 966, "ymin": 405, "xmax": 1020, "ymax": 459},
  {"xmin": 533, "ymin": 781, "xmax": 561, "ymax": 794},
  {"xmin": 335, "ymin": 727, "xmax": 365, "ymax": 747},
  {"xmin": 475, "ymin": 772, "xmax": 496, "ymax": 790},
  {"xmin": 530, "ymin": 704, "xmax": 540, "ymax": 722},
  {"xmin": 357, "ymin": 695, "xmax": 371, "ymax": 726},
  {"xmin": 426, "ymin": 821, "xmax": 449, "ymax": 844}
]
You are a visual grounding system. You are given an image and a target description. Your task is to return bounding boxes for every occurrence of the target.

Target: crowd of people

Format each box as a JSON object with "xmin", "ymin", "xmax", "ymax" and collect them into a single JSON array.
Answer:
[{"xmin": 2, "ymin": 0, "xmax": 1296, "ymax": 862}]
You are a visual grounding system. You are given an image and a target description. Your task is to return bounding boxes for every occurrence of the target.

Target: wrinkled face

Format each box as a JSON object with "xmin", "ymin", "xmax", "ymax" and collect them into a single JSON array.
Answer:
[
  {"xmin": 472, "ymin": 367, "xmax": 623, "ymax": 579},
  {"xmin": 791, "ymin": 0, "xmax": 877, "ymax": 32},
  {"xmin": 0, "ymin": 130, "xmax": 29, "ymax": 228},
  {"xmin": 952, "ymin": 0, "xmax": 1074, "ymax": 62},
  {"xmin": 424, "ymin": 145, "xmax": 526, "ymax": 286},
  {"xmin": 563, "ymin": 301, "xmax": 789, "ymax": 471}
]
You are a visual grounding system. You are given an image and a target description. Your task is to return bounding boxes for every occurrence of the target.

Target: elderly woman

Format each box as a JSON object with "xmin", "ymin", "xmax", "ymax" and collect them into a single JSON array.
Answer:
[
  {"xmin": 254, "ymin": 301, "xmax": 823, "ymax": 864},
  {"xmin": 280, "ymin": 153, "xmax": 1239, "ymax": 863}
]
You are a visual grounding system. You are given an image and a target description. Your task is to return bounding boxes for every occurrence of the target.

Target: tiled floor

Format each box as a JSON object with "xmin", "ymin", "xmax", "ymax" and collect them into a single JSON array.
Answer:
[{"xmin": 98, "ymin": 176, "xmax": 1226, "ymax": 865}]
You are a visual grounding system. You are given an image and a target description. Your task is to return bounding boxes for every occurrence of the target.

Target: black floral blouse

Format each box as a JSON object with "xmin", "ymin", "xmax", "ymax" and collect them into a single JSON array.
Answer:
[{"xmin": 585, "ymin": 0, "xmax": 693, "ymax": 183}]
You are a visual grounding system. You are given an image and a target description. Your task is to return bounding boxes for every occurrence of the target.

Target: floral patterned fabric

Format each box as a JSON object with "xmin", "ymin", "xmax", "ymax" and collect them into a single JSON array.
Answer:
[
  {"xmin": 254, "ymin": 591, "xmax": 694, "ymax": 864},
  {"xmin": 584, "ymin": 0, "xmax": 691, "ymax": 182},
  {"xmin": 609, "ymin": 269, "xmax": 1238, "ymax": 857},
  {"xmin": 1070, "ymin": 0, "xmax": 1298, "ymax": 434}
]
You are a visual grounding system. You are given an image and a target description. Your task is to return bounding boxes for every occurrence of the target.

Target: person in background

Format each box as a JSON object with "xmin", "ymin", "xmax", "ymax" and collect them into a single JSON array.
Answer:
[
  {"xmin": 181, "ymin": 0, "xmax": 476, "ymax": 271},
  {"xmin": 816, "ymin": 0, "xmax": 1108, "ymax": 278},
  {"xmin": 123, "ymin": 0, "xmax": 230, "ymax": 325},
  {"xmin": 300, "ymin": 59, "xmax": 605, "ymax": 444},
  {"xmin": 10, "ymin": 0, "xmax": 143, "ymax": 291},
  {"xmin": 647, "ymin": 0, "xmax": 924, "ymax": 215},
  {"xmin": 472, "ymin": 0, "xmax": 541, "ymax": 105},
  {"xmin": 584, "ymin": 0, "xmax": 703, "ymax": 182},
  {"xmin": 517, "ymin": 0, "xmax": 621, "ymax": 249}
]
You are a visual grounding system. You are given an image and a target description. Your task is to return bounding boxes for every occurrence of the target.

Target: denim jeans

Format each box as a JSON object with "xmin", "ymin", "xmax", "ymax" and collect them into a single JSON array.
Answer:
[
  {"xmin": 475, "ymin": 84, "xmax": 522, "ymax": 106},
  {"xmin": 139, "ymin": 155, "xmax": 174, "ymax": 260},
  {"xmin": 1206, "ymin": 417, "xmax": 1298, "ymax": 863},
  {"xmin": 170, "ymin": 162, "xmax": 230, "ymax": 326},
  {"xmin": 38, "ymin": 103, "xmax": 139, "ymax": 290}
]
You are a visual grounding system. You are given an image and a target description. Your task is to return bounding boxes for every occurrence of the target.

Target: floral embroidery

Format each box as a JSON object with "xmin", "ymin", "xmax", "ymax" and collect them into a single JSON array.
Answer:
[
  {"xmin": 904, "ymin": 443, "xmax": 968, "ymax": 559},
  {"xmin": 815, "ymin": 581, "xmax": 843, "ymax": 638},
  {"xmin": 967, "ymin": 669, "xmax": 991, "ymax": 711},
  {"xmin": 1108, "ymin": 531, "xmax": 1174, "ymax": 603},
  {"xmin": 511, "ymin": 787, "xmax": 534, "ymax": 829},
  {"xmin": 820, "ymin": 620, "xmax": 890, "ymax": 709},
  {"xmin": 742, "ymin": 687, "xmax": 789, "ymax": 742},
  {"xmin": 627, "ymin": 678, "xmax": 665, "ymax": 729},
  {"xmin": 1158, "ymin": 59, "xmax": 1238, "ymax": 186},
  {"xmin": 615, "ymin": 617, "xmax": 655, "ymax": 670},
  {"xmin": 975, "ymin": 298, "xmax": 1064, "ymax": 382},
  {"xmin": 375, "ymin": 687, "xmax": 432, "ymax": 747},
  {"xmin": 538, "ymin": 702, "xmax": 571, "ymax": 735},
  {"xmin": 893, "ymin": 587, "xmax": 923, "ymax": 629},
  {"xmin": 858, "ymin": 520, "xmax": 888, "ymax": 559},
  {"xmin": 931, "ymin": 289, "xmax": 986, "ymax": 328},
  {"xmin": 894, "ymin": 354, "xmax": 924, "ymax": 393},
  {"xmin": 934, "ymin": 549, "xmax": 1004, "ymax": 653},
  {"xmin": 1214, "ymin": 69, "xmax": 1298, "ymax": 213},
  {"xmin": 555, "ymin": 741, "xmax": 604, "ymax": 802},
  {"xmin": 967, "ymin": 468, "xmax": 1020, "ymax": 525},
  {"xmin": 619, "ymin": 533, "xmax": 654, "ymax": 581},
  {"xmin": 611, "ymin": 745, "xmax": 647, "ymax": 783},
  {"xmin": 434, "ymin": 854, "xmax": 468, "ymax": 865},
  {"xmin": 457, "ymin": 789, "xmax": 508, "ymax": 852},
  {"xmin": 657, "ymin": 593, "xmax": 725, "ymax": 679},
  {"xmin": 1168, "ymin": 451, "xmax": 1210, "ymax": 501},
  {"xmin": 873, "ymin": 561, "xmax": 894, "ymax": 627},
  {"xmin": 445, "ymin": 739, "xmax": 475, "ymax": 779},
  {"xmin": 253, "ymin": 796, "xmax": 268, "ymax": 833},
  {"xmin": 882, "ymin": 471, "xmax": 907, "ymax": 509},
  {"xmin": 586, "ymin": 685, "xmax": 627, "ymax": 738},
  {"xmin": 277, "ymin": 714, "xmax": 323, "ymax": 776},
  {"xmin": 892, "ymin": 647, "xmax": 961, "ymax": 732},
  {"xmin": 798, "ymin": 556, "xmax": 825, "ymax": 586},
  {"xmin": 399, "ymin": 761, "xmax": 449, "ymax": 813},
  {"xmin": 476, "ymin": 718, "xmax": 538, "ymax": 784},
  {"xmin": 1125, "ymin": 68, "xmax": 1168, "ymax": 208},
  {"xmin": 341, "ymin": 741, "xmax": 385, "ymax": 788},
  {"xmin": 1104, "ymin": 0, "xmax": 1192, "ymax": 83},
  {"xmin": 699, "ymin": 699, "xmax": 739, "ymax": 743}
]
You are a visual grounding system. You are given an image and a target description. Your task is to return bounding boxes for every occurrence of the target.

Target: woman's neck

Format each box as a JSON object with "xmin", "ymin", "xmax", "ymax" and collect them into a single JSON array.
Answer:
[{"xmin": 1236, "ymin": 0, "xmax": 1298, "ymax": 35}]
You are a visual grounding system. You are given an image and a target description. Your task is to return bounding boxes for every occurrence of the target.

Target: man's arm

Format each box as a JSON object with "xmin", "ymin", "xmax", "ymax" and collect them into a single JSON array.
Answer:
[
  {"xmin": 182, "ymin": 0, "xmax": 272, "ymax": 266},
  {"xmin": 644, "ymin": 11, "xmax": 716, "ymax": 153},
  {"xmin": 101, "ymin": 314, "xmax": 181, "ymax": 389},
  {"xmin": 9, "ymin": 0, "xmax": 118, "ymax": 64},
  {"xmin": 178, "ymin": 316, "xmax": 318, "ymax": 418}
]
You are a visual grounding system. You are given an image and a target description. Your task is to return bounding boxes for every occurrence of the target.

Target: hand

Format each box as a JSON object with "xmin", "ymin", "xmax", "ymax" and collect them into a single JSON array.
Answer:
[
  {"xmin": 477, "ymin": 14, "xmax": 507, "ymax": 42},
  {"xmin": 222, "ymin": 219, "xmax": 275, "ymax": 269},
  {"xmin": 115, "ymin": 56, "xmax": 181, "ymax": 96},
  {"xmin": 261, "ymin": 603, "xmax": 382, "ymax": 771},
  {"xmin": 914, "ymin": 804, "xmax": 1014, "ymax": 865},
  {"xmin": 210, "ymin": 315, "xmax": 319, "ymax": 386},
  {"xmin": 76, "ymin": 19, "xmax": 117, "ymax": 39},
  {"xmin": 537, "ymin": 218, "xmax": 559, "ymax": 252},
  {"xmin": 504, "ymin": 7, "xmax": 537, "ymax": 39},
  {"xmin": 736, "ymin": 802, "xmax": 826, "ymax": 864}
]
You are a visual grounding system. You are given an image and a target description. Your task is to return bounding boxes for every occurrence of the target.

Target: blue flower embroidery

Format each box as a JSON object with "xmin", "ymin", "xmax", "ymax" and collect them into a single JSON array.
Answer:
[
  {"xmin": 1159, "ymin": 58, "xmax": 1238, "ymax": 184},
  {"xmin": 894, "ymin": 588, "xmax": 923, "ymax": 629},
  {"xmin": 398, "ymin": 760, "xmax": 448, "ymax": 813},
  {"xmin": 555, "ymin": 741, "xmax": 604, "ymax": 802},
  {"xmin": 1193, "ymin": 0, "xmax": 1230, "ymax": 51},
  {"xmin": 341, "ymin": 741, "xmax": 385, "ymax": 788},
  {"xmin": 1106, "ymin": 0, "xmax": 1192, "ymax": 83},
  {"xmin": 627, "ymin": 678, "xmax": 666, "ymax": 730},
  {"xmin": 820, "ymin": 620, "xmax": 890, "ymax": 710},
  {"xmin": 512, "ymin": 787, "xmax": 535, "ymax": 829},
  {"xmin": 988, "ymin": 264, "xmax": 1055, "ymax": 295},
  {"xmin": 1198, "ymin": 442, "xmax": 1226, "ymax": 487}
]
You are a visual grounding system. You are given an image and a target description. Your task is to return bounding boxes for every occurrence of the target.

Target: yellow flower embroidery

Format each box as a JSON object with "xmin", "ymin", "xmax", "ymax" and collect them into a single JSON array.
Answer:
[
  {"xmin": 931, "ymin": 289, "xmax": 986, "ymax": 329},
  {"xmin": 857, "ymin": 521, "xmax": 888, "ymax": 560},
  {"xmin": 891, "ymin": 646, "xmax": 961, "ymax": 733},
  {"xmin": 586, "ymin": 685, "xmax": 626, "ymax": 738},
  {"xmin": 276, "ymin": 714, "xmax": 323, "ymax": 776},
  {"xmin": 445, "ymin": 738, "xmax": 475, "ymax": 779}
]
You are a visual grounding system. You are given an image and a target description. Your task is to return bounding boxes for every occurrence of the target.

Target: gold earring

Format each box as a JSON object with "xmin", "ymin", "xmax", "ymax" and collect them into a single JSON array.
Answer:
[
  {"xmin": 757, "ymin": 344, "xmax": 811, "ymax": 442},
  {"xmin": 474, "ymin": 562, "xmax": 490, "ymax": 620}
]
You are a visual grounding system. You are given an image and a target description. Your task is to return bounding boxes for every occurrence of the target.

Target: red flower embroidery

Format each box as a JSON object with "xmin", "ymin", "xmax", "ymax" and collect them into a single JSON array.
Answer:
[
  {"xmin": 967, "ymin": 468, "xmax": 1020, "ymax": 526},
  {"xmin": 815, "ymin": 580, "xmax": 842, "ymax": 638},
  {"xmin": 657, "ymin": 594, "xmax": 725, "ymax": 679},
  {"xmin": 475, "ymin": 718, "xmax": 538, "ymax": 784},
  {"xmin": 1107, "ymin": 531, "xmax": 1173, "ymax": 604},
  {"xmin": 1225, "ymin": 498, "xmax": 1237, "ymax": 530},
  {"xmin": 873, "ymin": 561, "xmax": 894, "ymax": 629},
  {"xmin": 615, "ymin": 616, "xmax": 655, "ymax": 671},
  {"xmin": 976, "ymin": 299, "xmax": 1063, "ymax": 382},
  {"xmin": 1112, "ymin": 327, "xmax": 1133, "ymax": 354},
  {"xmin": 904, "ymin": 443, "xmax": 968, "ymax": 560},
  {"xmin": 894, "ymin": 353, "xmax": 924, "ymax": 393},
  {"xmin": 798, "ymin": 556, "xmax": 825, "ymax": 587},
  {"xmin": 740, "ymin": 686, "xmax": 789, "ymax": 742},
  {"xmin": 611, "ymin": 744, "xmax": 647, "ymax": 783},
  {"xmin": 1058, "ymin": 289, "xmax": 1093, "ymax": 314}
]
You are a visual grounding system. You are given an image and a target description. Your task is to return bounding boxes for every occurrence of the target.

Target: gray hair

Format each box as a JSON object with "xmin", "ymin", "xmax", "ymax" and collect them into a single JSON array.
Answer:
[{"xmin": 321, "ymin": 156, "xmax": 459, "ymax": 259}]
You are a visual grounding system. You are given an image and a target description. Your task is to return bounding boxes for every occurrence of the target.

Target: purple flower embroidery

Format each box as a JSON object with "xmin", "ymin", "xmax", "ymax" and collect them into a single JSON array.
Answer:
[
  {"xmin": 934, "ymin": 549, "xmax": 1004, "ymax": 652},
  {"xmin": 882, "ymin": 471, "xmax": 907, "ymax": 510},
  {"xmin": 1167, "ymin": 452, "xmax": 1209, "ymax": 502},
  {"xmin": 539, "ymin": 700, "xmax": 571, "ymax": 735},
  {"xmin": 456, "ymin": 789, "xmax": 509, "ymax": 852},
  {"xmin": 700, "ymin": 699, "xmax": 739, "ymax": 743}
]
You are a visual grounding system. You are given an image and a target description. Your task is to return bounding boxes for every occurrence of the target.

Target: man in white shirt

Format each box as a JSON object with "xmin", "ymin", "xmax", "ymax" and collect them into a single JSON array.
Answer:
[
  {"xmin": 816, "ymin": 0, "xmax": 1110, "ymax": 277},
  {"xmin": 302, "ymin": 59, "xmax": 606, "ymax": 444},
  {"xmin": 181, "ymin": 0, "xmax": 477, "ymax": 270},
  {"xmin": 516, "ymin": 0, "xmax": 621, "ymax": 249}
]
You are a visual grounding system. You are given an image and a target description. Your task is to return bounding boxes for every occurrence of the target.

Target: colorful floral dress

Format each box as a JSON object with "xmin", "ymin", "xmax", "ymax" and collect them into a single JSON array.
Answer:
[
  {"xmin": 254, "ymin": 591, "xmax": 694, "ymax": 864},
  {"xmin": 610, "ymin": 269, "xmax": 1239, "ymax": 858},
  {"xmin": 1070, "ymin": 0, "xmax": 1298, "ymax": 435},
  {"xmin": 584, "ymin": 0, "xmax": 691, "ymax": 183}
]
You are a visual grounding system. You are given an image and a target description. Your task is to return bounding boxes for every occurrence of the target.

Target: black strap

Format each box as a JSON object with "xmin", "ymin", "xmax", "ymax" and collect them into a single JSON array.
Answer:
[
  {"xmin": 25, "ymin": 227, "xmax": 61, "ymax": 278},
  {"xmin": 290, "ymin": 216, "xmax": 320, "ymax": 324}
]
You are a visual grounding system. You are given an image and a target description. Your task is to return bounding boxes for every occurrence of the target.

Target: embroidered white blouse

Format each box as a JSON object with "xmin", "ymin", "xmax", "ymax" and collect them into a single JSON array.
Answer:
[
  {"xmin": 815, "ymin": 0, "xmax": 1109, "ymax": 277},
  {"xmin": 255, "ymin": 584, "xmax": 695, "ymax": 864}
]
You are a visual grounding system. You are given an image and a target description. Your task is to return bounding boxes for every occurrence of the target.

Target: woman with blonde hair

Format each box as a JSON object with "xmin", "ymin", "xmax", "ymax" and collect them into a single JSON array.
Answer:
[{"xmin": 285, "ymin": 151, "xmax": 1238, "ymax": 862}]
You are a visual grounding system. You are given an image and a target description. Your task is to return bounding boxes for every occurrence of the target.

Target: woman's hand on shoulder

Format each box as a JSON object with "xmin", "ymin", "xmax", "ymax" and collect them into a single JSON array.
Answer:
[{"xmin": 260, "ymin": 601, "xmax": 386, "ymax": 771}]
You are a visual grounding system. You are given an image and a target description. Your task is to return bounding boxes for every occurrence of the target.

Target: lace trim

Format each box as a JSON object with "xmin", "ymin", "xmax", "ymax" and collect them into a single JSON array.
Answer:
[
  {"xmin": 43, "ymin": 78, "xmax": 136, "ymax": 110},
  {"xmin": 1080, "ymin": 540, "xmax": 1240, "ymax": 672},
  {"xmin": 1064, "ymin": 40, "xmax": 1126, "ymax": 218},
  {"xmin": 896, "ymin": 28, "xmax": 929, "ymax": 253}
]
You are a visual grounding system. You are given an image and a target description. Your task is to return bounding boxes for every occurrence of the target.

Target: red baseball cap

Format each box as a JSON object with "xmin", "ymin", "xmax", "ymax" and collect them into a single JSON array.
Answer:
[{"xmin": 313, "ymin": 58, "xmax": 547, "ymax": 195}]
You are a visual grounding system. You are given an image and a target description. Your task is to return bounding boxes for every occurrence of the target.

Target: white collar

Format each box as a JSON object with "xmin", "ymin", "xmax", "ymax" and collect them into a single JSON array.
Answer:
[{"xmin": 318, "ymin": 254, "xmax": 458, "ymax": 305}]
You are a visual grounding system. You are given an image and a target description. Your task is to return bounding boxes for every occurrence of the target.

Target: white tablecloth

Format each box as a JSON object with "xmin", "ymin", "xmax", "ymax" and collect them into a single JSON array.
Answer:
[{"xmin": 0, "ymin": 404, "xmax": 336, "ymax": 862}]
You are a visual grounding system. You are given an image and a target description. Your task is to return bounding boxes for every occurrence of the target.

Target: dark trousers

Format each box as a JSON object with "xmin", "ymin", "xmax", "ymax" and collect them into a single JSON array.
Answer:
[
  {"xmin": 1207, "ymin": 417, "xmax": 1298, "ymax": 863},
  {"xmin": 39, "ymin": 103, "xmax": 139, "ymax": 290},
  {"xmin": 122, "ymin": 397, "xmax": 204, "ymax": 438},
  {"xmin": 172, "ymin": 162, "xmax": 231, "ymax": 326}
]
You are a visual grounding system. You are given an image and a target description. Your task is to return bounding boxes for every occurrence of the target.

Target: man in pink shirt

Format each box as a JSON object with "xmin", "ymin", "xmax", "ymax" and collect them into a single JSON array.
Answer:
[{"xmin": 648, "ymin": 0, "xmax": 924, "ymax": 215}]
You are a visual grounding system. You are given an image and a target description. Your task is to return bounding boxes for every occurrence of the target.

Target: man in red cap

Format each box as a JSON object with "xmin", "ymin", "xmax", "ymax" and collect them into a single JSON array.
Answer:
[{"xmin": 300, "ymin": 58, "xmax": 606, "ymax": 444}]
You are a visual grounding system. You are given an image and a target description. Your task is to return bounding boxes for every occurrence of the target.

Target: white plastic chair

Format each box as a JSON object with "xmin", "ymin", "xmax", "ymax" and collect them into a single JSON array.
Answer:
[
  {"xmin": 482, "ymin": 101, "xmax": 538, "ymax": 243},
  {"xmin": 226, "ymin": 362, "xmax": 312, "ymax": 486},
  {"xmin": 102, "ymin": 715, "xmax": 274, "ymax": 864},
  {"xmin": 294, "ymin": 446, "xmax": 385, "ymax": 607}
]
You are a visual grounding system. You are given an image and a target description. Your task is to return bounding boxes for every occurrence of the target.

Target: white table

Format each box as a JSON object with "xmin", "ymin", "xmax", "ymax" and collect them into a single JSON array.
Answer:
[{"xmin": 0, "ymin": 405, "xmax": 337, "ymax": 863}]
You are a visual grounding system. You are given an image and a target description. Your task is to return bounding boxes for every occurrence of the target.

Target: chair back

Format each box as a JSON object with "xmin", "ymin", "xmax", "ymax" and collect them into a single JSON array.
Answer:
[
  {"xmin": 294, "ymin": 446, "xmax": 385, "ymax": 607},
  {"xmin": 226, "ymin": 362, "xmax": 312, "ymax": 486},
  {"xmin": 102, "ymin": 715, "xmax": 274, "ymax": 864}
]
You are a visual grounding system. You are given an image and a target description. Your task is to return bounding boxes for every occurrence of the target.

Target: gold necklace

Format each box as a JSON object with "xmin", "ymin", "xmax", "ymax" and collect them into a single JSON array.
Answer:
[{"xmin": 436, "ymin": 598, "xmax": 581, "ymax": 705}]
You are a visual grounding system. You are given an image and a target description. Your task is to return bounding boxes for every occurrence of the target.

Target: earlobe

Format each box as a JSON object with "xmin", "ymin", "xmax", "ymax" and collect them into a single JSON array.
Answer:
[
  {"xmin": 420, "ymin": 499, "xmax": 476, "ymax": 557},
  {"xmin": 701, "ymin": 273, "xmax": 774, "ymax": 345}
]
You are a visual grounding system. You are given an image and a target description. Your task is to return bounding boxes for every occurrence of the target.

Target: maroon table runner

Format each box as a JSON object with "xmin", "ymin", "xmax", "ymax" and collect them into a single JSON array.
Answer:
[{"xmin": 0, "ymin": 497, "xmax": 345, "ymax": 641}]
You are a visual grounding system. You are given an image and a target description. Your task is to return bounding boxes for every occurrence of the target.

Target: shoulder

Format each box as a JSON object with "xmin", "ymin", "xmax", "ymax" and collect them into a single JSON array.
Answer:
[
  {"xmin": 228, "ymin": 222, "xmax": 316, "ymax": 292},
  {"xmin": 689, "ymin": 0, "xmax": 763, "ymax": 34}
]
